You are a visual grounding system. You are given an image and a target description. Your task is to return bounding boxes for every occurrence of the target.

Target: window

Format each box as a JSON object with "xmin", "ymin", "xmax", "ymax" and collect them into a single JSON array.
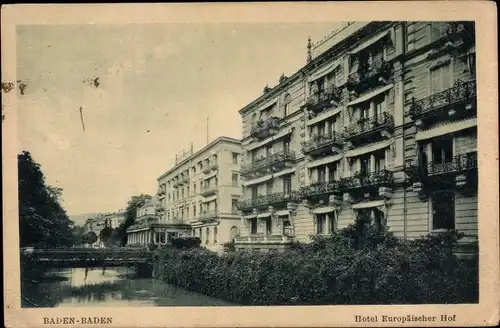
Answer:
[
  {"xmin": 316, "ymin": 214, "xmax": 326, "ymax": 234},
  {"xmin": 318, "ymin": 167, "xmax": 326, "ymax": 183},
  {"xmin": 432, "ymin": 191, "xmax": 455, "ymax": 230},
  {"xmin": 214, "ymin": 227, "xmax": 218, "ymax": 244},
  {"xmin": 266, "ymin": 145, "xmax": 273, "ymax": 156},
  {"xmin": 193, "ymin": 206, "xmax": 197, "ymax": 217},
  {"xmin": 266, "ymin": 218, "xmax": 272, "ymax": 235},
  {"xmin": 206, "ymin": 227, "xmax": 210, "ymax": 244},
  {"xmin": 230, "ymin": 226, "xmax": 238, "ymax": 240},
  {"xmin": 181, "ymin": 208, "xmax": 184, "ymax": 219},
  {"xmin": 328, "ymin": 213, "xmax": 335, "ymax": 234},
  {"xmin": 374, "ymin": 96, "xmax": 386, "ymax": 118},
  {"xmin": 284, "ymin": 138, "xmax": 291, "ymax": 152},
  {"xmin": 374, "ymin": 151, "xmax": 386, "ymax": 172},
  {"xmin": 406, "ymin": 22, "xmax": 415, "ymax": 51},
  {"xmin": 283, "ymin": 176, "xmax": 292, "ymax": 194},
  {"xmin": 266, "ymin": 180, "xmax": 273, "ymax": 194},
  {"xmin": 232, "ymin": 152, "xmax": 239, "ymax": 164},
  {"xmin": 193, "ymin": 166, "xmax": 196, "ymax": 174},
  {"xmin": 283, "ymin": 93, "xmax": 291, "ymax": 117},
  {"xmin": 232, "ymin": 199, "xmax": 239, "ymax": 213},
  {"xmin": 250, "ymin": 218, "xmax": 257, "ymax": 235},
  {"xmin": 182, "ymin": 189, "xmax": 185, "ymax": 198},
  {"xmin": 199, "ymin": 228, "xmax": 203, "ymax": 242},
  {"xmin": 232, "ymin": 173, "xmax": 239, "ymax": 187},
  {"xmin": 193, "ymin": 183, "xmax": 197, "ymax": 194},
  {"xmin": 360, "ymin": 155, "xmax": 371, "ymax": 175},
  {"xmin": 432, "ymin": 137, "xmax": 453, "ymax": 164},
  {"xmin": 251, "ymin": 186, "xmax": 258, "ymax": 200},
  {"xmin": 430, "ymin": 63, "xmax": 452, "ymax": 94},
  {"xmin": 187, "ymin": 186, "xmax": 190, "ymax": 196}
]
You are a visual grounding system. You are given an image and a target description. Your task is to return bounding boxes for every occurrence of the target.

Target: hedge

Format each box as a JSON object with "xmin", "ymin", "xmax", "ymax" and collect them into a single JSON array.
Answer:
[{"xmin": 153, "ymin": 223, "xmax": 478, "ymax": 305}]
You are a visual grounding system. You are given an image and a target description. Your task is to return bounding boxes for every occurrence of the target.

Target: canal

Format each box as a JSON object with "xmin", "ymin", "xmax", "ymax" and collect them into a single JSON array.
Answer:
[{"xmin": 21, "ymin": 266, "xmax": 234, "ymax": 307}]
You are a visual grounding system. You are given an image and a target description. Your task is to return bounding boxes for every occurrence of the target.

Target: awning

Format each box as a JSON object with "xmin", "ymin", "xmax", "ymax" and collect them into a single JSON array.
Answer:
[
  {"xmin": 346, "ymin": 84, "xmax": 393, "ymax": 107},
  {"xmin": 273, "ymin": 167, "xmax": 295, "ymax": 178},
  {"xmin": 307, "ymin": 153, "xmax": 343, "ymax": 169},
  {"xmin": 242, "ymin": 174, "xmax": 273, "ymax": 187},
  {"xmin": 345, "ymin": 139, "xmax": 393, "ymax": 158},
  {"xmin": 306, "ymin": 107, "xmax": 343, "ymax": 126},
  {"xmin": 308, "ymin": 62, "xmax": 341, "ymax": 82},
  {"xmin": 258, "ymin": 97, "xmax": 278, "ymax": 112},
  {"xmin": 246, "ymin": 128, "xmax": 293, "ymax": 151},
  {"xmin": 243, "ymin": 214, "xmax": 257, "ymax": 219},
  {"xmin": 312, "ymin": 206, "xmax": 338, "ymax": 214},
  {"xmin": 275, "ymin": 210, "xmax": 289, "ymax": 216},
  {"xmin": 352, "ymin": 199, "xmax": 385, "ymax": 209},
  {"xmin": 257, "ymin": 212, "xmax": 272, "ymax": 219},
  {"xmin": 350, "ymin": 31, "xmax": 390, "ymax": 54},
  {"xmin": 415, "ymin": 118, "xmax": 477, "ymax": 141}
]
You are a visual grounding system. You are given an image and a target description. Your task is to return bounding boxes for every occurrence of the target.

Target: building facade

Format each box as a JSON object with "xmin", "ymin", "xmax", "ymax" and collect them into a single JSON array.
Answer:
[
  {"xmin": 156, "ymin": 137, "xmax": 243, "ymax": 252},
  {"xmin": 236, "ymin": 21, "xmax": 477, "ymax": 252},
  {"xmin": 83, "ymin": 210, "xmax": 125, "ymax": 247}
]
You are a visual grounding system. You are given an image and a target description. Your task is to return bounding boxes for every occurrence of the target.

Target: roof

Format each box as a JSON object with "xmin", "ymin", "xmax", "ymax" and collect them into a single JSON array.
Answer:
[
  {"xmin": 238, "ymin": 22, "xmax": 389, "ymax": 115},
  {"xmin": 157, "ymin": 136, "xmax": 241, "ymax": 181}
]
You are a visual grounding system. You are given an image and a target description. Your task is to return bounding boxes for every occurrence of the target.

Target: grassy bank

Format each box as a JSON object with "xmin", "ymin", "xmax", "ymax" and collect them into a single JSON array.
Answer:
[{"xmin": 153, "ymin": 227, "xmax": 478, "ymax": 305}]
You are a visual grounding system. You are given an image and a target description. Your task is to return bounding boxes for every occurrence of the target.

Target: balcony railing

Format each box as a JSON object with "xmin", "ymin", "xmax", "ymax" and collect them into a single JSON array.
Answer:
[
  {"xmin": 346, "ymin": 60, "xmax": 392, "ymax": 92},
  {"xmin": 301, "ymin": 131, "xmax": 343, "ymax": 155},
  {"xmin": 303, "ymin": 85, "xmax": 342, "ymax": 113},
  {"xmin": 250, "ymin": 116, "xmax": 281, "ymax": 140},
  {"xmin": 127, "ymin": 217, "xmax": 159, "ymax": 230},
  {"xmin": 199, "ymin": 210, "xmax": 218, "ymax": 222},
  {"xmin": 240, "ymin": 150, "xmax": 296, "ymax": 177},
  {"xmin": 339, "ymin": 170, "xmax": 394, "ymax": 191},
  {"xmin": 237, "ymin": 191, "xmax": 301, "ymax": 211},
  {"xmin": 410, "ymin": 79, "xmax": 476, "ymax": 122},
  {"xmin": 427, "ymin": 152, "xmax": 478, "ymax": 176},
  {"xmin": 299, "ymin": 180, "xmax": 340, "ymax": 199},
  {"xmin": 200, "ymin": 184, "xmax": 218, "ymax": 197},
  {"xmin": 344, "ymin": 112, "xmax": 394, "ymax": 141}
]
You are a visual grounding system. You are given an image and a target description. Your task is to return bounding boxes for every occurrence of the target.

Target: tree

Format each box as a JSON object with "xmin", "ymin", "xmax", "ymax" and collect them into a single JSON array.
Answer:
[
  {"xmin": 18, "ymin": 151, "xmax": 75, "ymax": 248},
  {"xmin": 99, "ymin": 226, "xmax": 114, "ymax": 246},
  {"xmin": 81, "ymin": 231, "xmax": 98, "ymax": 245},
  {"xmin": 114, "ymin": 194, "xmax": 152, "ymax": 246}
]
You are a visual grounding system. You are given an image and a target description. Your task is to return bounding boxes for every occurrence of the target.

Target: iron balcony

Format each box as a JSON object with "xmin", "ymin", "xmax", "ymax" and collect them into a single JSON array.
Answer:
[
  {"xmin": 339, "ymin": 169, "xmax": 394, "ymax": 191},
  {"xmin": 240, "ymin": 150, "xmax": 296, "ymax": 178},
  {"xmin": 409, "ymin": 79, "xmax": 476, "ymax": 124},
  {"xmin": 302, "ymin": 85, "xmax": 342, "ymax": 113},
  {"xmin": 250, "ymin": 116, "xmax": 281, "ymax": 140},
  {"xmin": 299, "ymin": 180, "xmax": 341, "ymax": 199},
  {"xmin": 344, "ymin": 112, "xmax": 394, "ymax": 144},
  {"xmin": 427, "ymin": 152, "xmax": 478, "ymax": 177},
  {"xmin": 346, "ymin": 59, "xmax": 393, "ymax": 94},
  {"xmin": 237, "ymin": 191, "xmax": 301, "ymax": 211},
  {"xmin": 301, "ymin": 131, "xmax": 343, "ymax": 156}
]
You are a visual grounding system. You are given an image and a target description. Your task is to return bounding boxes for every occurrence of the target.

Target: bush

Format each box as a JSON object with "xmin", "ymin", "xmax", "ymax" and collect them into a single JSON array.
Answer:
[
  {"xmin": 153, "ymin": 227, "xmax": 478, "ymax": 305},
  {"xmin": 171, "ymin": 236, "xmax": 201, "ymax": 249}
]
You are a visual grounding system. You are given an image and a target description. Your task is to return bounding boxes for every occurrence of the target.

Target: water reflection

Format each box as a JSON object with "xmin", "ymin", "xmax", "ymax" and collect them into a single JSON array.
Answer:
[{"xmin": 22, "ymin": 267, "xmax": 234, "ymax": 307}]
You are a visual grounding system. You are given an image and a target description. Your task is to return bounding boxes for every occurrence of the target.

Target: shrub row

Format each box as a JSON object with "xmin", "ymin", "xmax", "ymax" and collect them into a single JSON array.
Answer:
[{"xmin": 153, "ymin": 228, "xmax": 478, "ymax": 305}]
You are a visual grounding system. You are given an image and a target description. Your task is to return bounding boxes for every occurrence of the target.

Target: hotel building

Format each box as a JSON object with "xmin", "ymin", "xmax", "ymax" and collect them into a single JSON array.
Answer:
[
  {"xmin": 235, "ymin": 21, "xmax": 477, "ymax": 252},
  {"xmin": 156, "ymin": 137, "xmax": 242, "ymax": 252}
]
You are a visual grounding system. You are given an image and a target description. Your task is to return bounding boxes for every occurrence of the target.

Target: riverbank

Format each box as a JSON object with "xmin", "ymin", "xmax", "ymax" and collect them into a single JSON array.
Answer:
[{"xmin": 153, "ymin": 231, "xmax": 478, "ymax": 305}]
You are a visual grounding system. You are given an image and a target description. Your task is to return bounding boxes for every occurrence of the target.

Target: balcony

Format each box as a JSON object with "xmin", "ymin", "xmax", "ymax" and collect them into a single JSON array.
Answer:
[
  {"xmin": 302, "ymin": 85, "xmax": 342, "ymax": 114},
  {"xmin": 409, "ymin": 79, "xmax": 476, "ymax": 127},
  {"xmin": 237, "ymin": 191, "xmax": 301, "ymax": 211},
  {"xmin": 301, "ymin": 131, "xmax": 343, "ymax": 156},
  {"xmin": 445, "ymin": 22, "xmax": 475, "ymax": 50},
  {"xmin": 240, "ymin": 150, "xmax": 296, "ymax": 178},
  {"xmin": 427, "ymin": 152, "xmax": 477, "ymax": 177},
  {"xmin": 156, "ymin": 188, "xmax": 165, "ymax": 197},
  {"xmin": 250, "ymin": 116, "xmax": 281, "ymax": 140},
  {"xmin": 339, "ymin": 170, "xmax": 394, "ymax": 192},
  {"xmin": 346, "ymin": 60, "xmax": 393, "ymax": 94},
  {"xmin": 200, "ymin": 184, "xmax": 218, "ymax": 197},
  {"xmin": 202, "ymin": 164, "xmax": 211, "ymax": 174},
  {"xmin": 209, "ymin": 160, "xmax": 219, "ymax": 171},
  {"xmin": 299, "ymin": 180, "xmax": 341, "ymax": 200},
  {"xmin": 344, "ymin": 112, "xmax": 394, "ymax": 145},
  {"xmin": 199, "ymin": 210, "xmax": 218, "ymax": 223}
]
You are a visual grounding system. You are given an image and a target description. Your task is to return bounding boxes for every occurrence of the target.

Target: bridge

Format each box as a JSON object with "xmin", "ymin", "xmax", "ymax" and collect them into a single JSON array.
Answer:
[{"xmin": 21, "ymin": 247, "xmax": 153, "ymax": 269}]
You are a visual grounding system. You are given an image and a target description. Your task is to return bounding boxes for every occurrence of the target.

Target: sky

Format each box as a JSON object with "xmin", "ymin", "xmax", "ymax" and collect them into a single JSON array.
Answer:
[{"xmin": 16, "ymin": 23, "xmax": 341, "ymax": 216}]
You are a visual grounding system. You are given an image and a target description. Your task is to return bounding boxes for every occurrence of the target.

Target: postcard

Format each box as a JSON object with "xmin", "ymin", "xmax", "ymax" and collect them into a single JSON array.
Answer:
[{"xmin": 2, "ymin": 2, "xmax": 499, "ymax": 327}]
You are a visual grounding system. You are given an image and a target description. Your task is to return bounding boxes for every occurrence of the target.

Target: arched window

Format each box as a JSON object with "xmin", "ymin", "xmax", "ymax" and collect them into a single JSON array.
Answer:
[{"xmin": 214, "ymin": 227, "xmax": 218, "ymax": 244}]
